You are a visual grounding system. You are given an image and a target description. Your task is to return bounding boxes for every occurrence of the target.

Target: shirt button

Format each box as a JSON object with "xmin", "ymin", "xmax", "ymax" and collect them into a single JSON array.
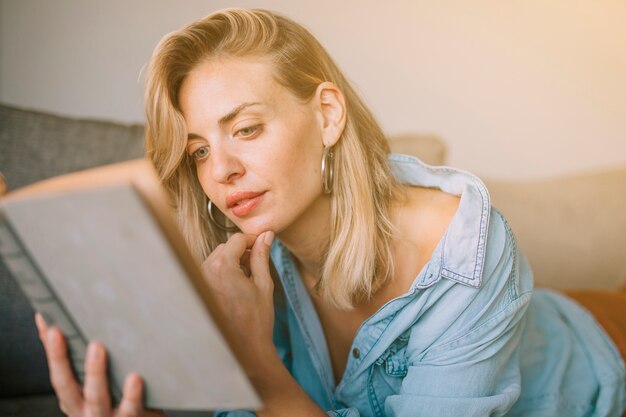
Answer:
[{"xmin": 352, "ymin": 347, "xmax": 360, "ymax": 359}]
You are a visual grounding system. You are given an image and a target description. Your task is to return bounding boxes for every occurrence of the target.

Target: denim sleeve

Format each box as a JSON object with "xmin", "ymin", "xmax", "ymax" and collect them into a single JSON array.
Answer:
[
  {"xmin": 326, "ymin": 408, "xmax": 361, "ymax": 416},
  {"xmin": 385, "ymin": 211, "xmax": 533, "ymax": 417},
  {"xmin": 214, "ymin": 407, "xmax": 362, "ymax": 417}
]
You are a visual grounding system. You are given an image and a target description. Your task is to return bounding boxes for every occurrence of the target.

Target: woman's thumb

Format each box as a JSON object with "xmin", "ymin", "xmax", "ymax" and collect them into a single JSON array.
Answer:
[{"xmin": 250, "ymin": 231, "xmax": 275, "ymax": 290}]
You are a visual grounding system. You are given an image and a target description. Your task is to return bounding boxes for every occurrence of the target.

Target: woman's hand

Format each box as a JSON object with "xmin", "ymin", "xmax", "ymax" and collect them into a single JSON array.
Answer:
[
  {"xmin": 34, "ymin": 314, "xmax": 164, "ymax": 417},
  {"xmin": 201, "ymin": 232, "xmax": 328, "ymax": 417},
  {"xmin": 200, "ymin": 231, "xmax": 276, "ymax": 368}
]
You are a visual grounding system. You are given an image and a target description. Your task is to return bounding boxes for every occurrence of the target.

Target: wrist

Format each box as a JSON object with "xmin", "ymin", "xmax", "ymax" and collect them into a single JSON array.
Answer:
[{"xmin": 243, "ymin": 343, "xmax": 283, "ymax": 382}]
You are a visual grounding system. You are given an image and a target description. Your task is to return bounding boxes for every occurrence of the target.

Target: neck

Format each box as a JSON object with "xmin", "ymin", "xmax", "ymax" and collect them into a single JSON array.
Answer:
[{"xmin": 276, "ymin": 194, "xmax": 331, "ymax": 284}]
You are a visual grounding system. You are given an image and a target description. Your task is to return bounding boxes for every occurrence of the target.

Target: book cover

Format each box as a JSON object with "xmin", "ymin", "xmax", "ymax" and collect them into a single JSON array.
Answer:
[{"xmin": 0, "ymin": 159, "xmax": 261, "ymax": 411}]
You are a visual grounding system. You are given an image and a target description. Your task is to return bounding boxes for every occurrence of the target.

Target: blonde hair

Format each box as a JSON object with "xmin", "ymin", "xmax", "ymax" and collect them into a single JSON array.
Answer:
[{"xmin": 144, "ymin": 8, "xmax": 400, "ymax": 308}]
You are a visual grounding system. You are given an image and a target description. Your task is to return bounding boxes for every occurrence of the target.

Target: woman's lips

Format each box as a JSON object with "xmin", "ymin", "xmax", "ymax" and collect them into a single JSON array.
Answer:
[{"xmin": 227, "ymin": 191, "xmax": 266, "ymax": 217}]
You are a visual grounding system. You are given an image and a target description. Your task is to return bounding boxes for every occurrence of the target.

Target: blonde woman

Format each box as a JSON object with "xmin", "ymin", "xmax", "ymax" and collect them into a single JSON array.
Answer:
[{"xmin": 36, "ymin": 8, "xmax": 626, "ymax": 417}]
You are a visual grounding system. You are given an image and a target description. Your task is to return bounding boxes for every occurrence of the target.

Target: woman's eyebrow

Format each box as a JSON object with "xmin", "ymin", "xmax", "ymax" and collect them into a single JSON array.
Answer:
[
  {"xmin": 187, "ymin": 102, "xmax": 264, "ymax": 140},
  {"xmin": 218, "ymin": 102, "xmax": 263, "ymax": 126}
]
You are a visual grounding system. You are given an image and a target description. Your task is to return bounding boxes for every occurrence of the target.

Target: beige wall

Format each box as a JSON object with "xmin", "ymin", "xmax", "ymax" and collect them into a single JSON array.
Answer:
[{"xmin": 1, "ymin": 0, "xmax": 625, "ymax": 180}]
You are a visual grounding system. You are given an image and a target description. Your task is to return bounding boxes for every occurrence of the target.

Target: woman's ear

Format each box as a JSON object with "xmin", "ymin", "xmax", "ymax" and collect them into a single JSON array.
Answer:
[{"xmin": 314, "ymin": 82, "xmax": 346, "ymax": 147}]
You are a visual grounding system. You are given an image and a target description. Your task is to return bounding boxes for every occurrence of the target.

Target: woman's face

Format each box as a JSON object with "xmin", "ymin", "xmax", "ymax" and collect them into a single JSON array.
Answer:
[{"xmin": 178, "ymin": 57, "xmax": 329, "ymax": 236}]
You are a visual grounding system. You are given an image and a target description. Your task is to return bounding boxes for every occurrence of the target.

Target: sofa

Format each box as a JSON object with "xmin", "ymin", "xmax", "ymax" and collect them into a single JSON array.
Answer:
[{"xmin": 1, "ymin": 103, "xmax": 625, "ymax": 416}]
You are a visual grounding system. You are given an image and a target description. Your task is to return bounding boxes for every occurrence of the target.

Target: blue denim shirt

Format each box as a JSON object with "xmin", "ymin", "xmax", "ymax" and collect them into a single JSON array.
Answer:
[{"xmin": 219, "ymin": 154, "xmax": 626, "ymax": 417}]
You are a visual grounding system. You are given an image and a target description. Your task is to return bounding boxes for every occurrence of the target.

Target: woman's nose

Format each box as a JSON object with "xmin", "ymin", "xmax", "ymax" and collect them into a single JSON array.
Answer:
[{"xmin": 209, "ymin": 142, "xmax": 244, "ymax": 184}]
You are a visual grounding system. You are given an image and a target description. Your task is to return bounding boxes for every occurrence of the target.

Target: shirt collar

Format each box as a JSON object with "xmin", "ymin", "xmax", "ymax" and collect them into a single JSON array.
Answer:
[{"xmin": 388, "ymin": 154, "xmax": 491, "ymax": 289}]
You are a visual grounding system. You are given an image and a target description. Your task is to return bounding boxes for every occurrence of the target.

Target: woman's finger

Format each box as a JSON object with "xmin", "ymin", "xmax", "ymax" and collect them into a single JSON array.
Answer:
[
  {"xmin": 240, "ymin": 249, "xmax": 252, "ymax": 277},
  {"xmin": 44, "ymin": 327, "xmax": 84, "ymax": 416},
  {"xmin": 222, "ymin": 233, "xmax": 257, "ymax": 263},
  {"xmin": 204, "ymin": 233, "xmax": 257, "ymax": 282},
  {"xmin": 83, "ymin": 342, "xmax": 112, "ymax": 417},
  {"xmin": 249, "ymin": 231, "xmax": 275, "ymax": 292},
  {"xmin": 115, "ymin": 373, "xmax": 143, "ymax": 417}
]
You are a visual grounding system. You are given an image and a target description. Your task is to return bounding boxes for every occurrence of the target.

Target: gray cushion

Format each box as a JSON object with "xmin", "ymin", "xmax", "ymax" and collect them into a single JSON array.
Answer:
[
  {"xmin": 0, "ymin": 103, "xmax": 144, "ymax": 189},
  {"xmin": 0, "ymin": 395, "xmax": 65, "ymax": 417}
]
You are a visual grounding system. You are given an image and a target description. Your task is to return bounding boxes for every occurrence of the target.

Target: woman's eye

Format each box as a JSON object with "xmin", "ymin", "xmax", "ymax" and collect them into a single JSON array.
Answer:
[
  {"xmin": 191, "ymin": 146, "xmax": 210, "ymax": 160},
  {"xmin": 236, "ymin": 125, "xmax": 261, "ymax": 138}
]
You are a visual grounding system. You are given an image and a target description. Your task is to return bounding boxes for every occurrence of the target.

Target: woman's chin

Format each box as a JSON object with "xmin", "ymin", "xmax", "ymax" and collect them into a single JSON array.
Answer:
[{"xmin": 235, "ymin": 218, "xmax": 277, "ymax": 237}]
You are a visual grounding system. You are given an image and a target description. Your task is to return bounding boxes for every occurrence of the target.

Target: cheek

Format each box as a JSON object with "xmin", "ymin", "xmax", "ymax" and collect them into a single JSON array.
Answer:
[
  {"xmin": 276, "ymin": 150, "xmax": 323, "ymax": 207},
  {"xmin": 281, "ymin": 116, "xmax": 323, "ymax": 175},
  {"xmin": 256, "ymin": 121, "xmax": 322, "ymax": 187},
  {"xmin": 276, "ymin": 134, "xmax": 322, "ymax": 187},
  {"xmin": 194, "ymin": 164, "xmax": 218, "ymax": 203}
]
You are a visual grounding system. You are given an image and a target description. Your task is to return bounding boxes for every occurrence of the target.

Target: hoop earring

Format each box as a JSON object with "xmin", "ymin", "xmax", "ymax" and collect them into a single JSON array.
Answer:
[
  {"xmin": 207, "ymin": 200, "xmax": 239, "ymax": 233},
  {"xmin": 321, "ymin": 146, "xmax": 334, "ymax": 194}
]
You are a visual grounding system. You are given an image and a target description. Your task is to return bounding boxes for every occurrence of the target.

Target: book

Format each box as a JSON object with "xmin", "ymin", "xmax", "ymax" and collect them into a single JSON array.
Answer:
[{"xmin": 0, "ymin": 159, "xmax": 261, "ymax": 411}]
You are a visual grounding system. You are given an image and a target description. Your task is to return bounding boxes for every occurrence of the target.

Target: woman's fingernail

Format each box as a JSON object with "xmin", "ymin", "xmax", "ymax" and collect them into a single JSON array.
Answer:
[
  {"xmin": 127, "ymin": 373, "xmax": 142, "ymax": 389},
  {"xmin": 264, "ymin": 231, "xmax": 275, "ymax": 246},
  {"xmin": 87, "ymin": 343, "xmax": 100, "ymax": 363}
]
